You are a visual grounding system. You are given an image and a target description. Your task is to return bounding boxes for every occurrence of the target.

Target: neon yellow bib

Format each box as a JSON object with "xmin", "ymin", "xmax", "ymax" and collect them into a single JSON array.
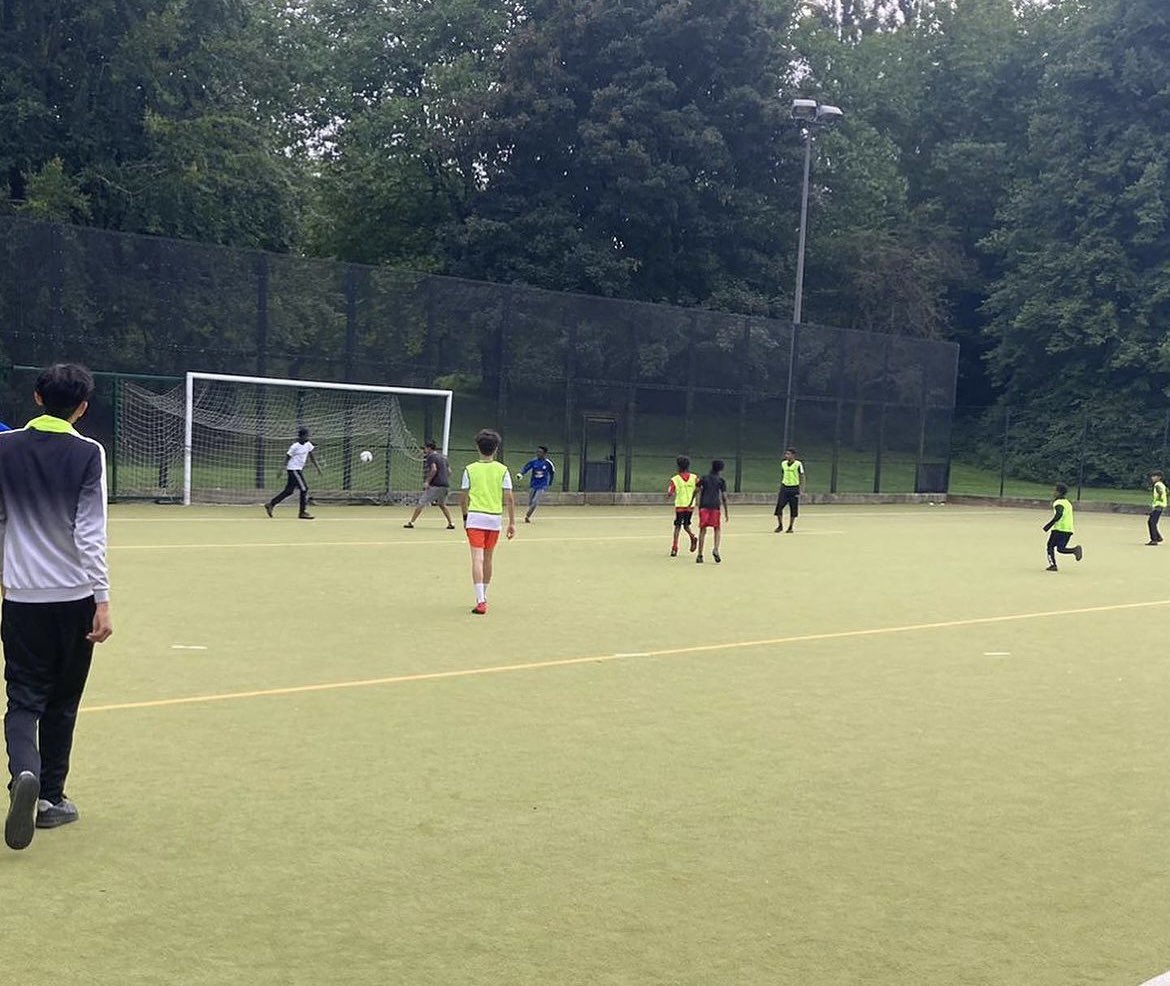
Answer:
[
  {"xmin": 671, "ymin": 472, "xmax": 697, "ymax": 509},
  {"xmin": 1052, "ymin": 497, "xmax": 1074, "ymax": 534},
  {"xmin": 781, "ymin": 460, "xmax": 803, "ymax": 486},
  {"xmin": 466, "ymin": 461, "xmax": 508, "ymax": 514},
  {"xmin": 1153, "ymin": 482, "xmax": 1167, "ymax": 509}
]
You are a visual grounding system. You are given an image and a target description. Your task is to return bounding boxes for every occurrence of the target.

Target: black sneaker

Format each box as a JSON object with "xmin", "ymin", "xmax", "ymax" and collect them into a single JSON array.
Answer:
[
  {"xmin": 713, "ymin": 551, "xmax": 721, "ymax": 564},
  {"xmin": 1146, "ymin": 541, "xmax": 1159, "ymax": 546},
  {"xmin": 696, "ymin": 555, "xmax": 704, "ymax": 564},
  {"xmin": 447, "ymin": 524, "xmax": 456, "ymax": 530},
  {"xmin": 36, "ymin": 797, "xmax": 79, "ymax": 829},
  {"xmin": 403, "ymin": 522, "xmax": 414, "ymax": 528},
  {"xmin": 773, "ymin": 525, "xmax": 783, "ymax": 533},
  {"xmin": 264, "ymin": 503, "xmax": 273, "ymax": 518},
  {"xmin": 1074, "ymin": 545, "xmax": 1083, "ymax": 562},
  {"xmin": 299, "ymin": 513, "xmax": 315, "ymax": 520},
  {"xmin": 670, "ymin": 546, "xmax": 678, "ymax": 557},
  {"xmin": 5, "ymin": 771, "xmax": 39, "ymax": 850},
  {"xmin": 1046, "ymin": 564, "xmax": 1058, "ymax": 572}
]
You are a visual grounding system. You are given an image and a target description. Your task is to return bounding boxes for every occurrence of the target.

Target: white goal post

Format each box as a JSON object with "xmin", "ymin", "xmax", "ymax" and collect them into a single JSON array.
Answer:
[
  {"xmin": 178, "ymin": 372, "xmax": 453, "ymax": 506},
  {"xmin": 112, "ymin": 371, "xmax": 453, "ymax": 505}
]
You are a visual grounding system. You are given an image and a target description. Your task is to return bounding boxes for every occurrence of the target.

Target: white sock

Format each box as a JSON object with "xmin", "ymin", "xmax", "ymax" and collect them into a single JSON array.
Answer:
[{"xmin": 475, "ymin": 583, "xmax": 486, "ymax": 603}]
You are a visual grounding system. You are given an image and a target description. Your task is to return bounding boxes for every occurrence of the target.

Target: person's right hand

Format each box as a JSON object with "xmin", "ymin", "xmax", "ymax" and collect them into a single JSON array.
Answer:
[{"xmin": 88, "ymin": 601, "xmax": 113, "ymax": 643}]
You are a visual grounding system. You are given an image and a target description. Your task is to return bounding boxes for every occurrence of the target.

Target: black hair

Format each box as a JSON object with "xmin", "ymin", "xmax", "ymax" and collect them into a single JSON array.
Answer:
[
  {"xmin": 297, "ymin": 426, "xmax": 310, "ymax": 441},
  {"xmin": 1054, "ymin": 483, "xmax": 1068, "ymax": 497},
  {"xmin": 785, "ymin": 447, "xmax": 797, "ymax": 455},
  {"xmin": 711, "ymin": 459, "xmax": 725, "ymax": 473},
  {"xmin": 475, "ymin": 428, "xmax": 501, "ymax": 455},
  {"xmin": 424, "ymin": 439, "xmax": 437, "ymax": 450},
  {"xmin": 35, "ymin": 363, "xmax": 95, "ymax": 419},
  {"xmin": 1152, "ymin": 471, "xmax": 1164, "ymax": 480},
  {"xmin": 676, "ymin": 455, "xmax": 690, "ymax": 472},
  {"xmin": 537, "ymin": 445, "xmax": 548, "ymax": 454}
]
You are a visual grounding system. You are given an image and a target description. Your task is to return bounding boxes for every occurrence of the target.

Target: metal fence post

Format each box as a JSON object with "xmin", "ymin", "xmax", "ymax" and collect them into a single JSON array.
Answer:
[
  {"xmin": 684, "ymin": 317, "xmax": 697, "ymax": 454},
  {"xmin": 999, "ymin": 406, "xmax": 1010, "ymax": 499},
  {"xmin": 1076, "ymin": 410, "xmax": 1089, "ymax": 500},
  {"xmin": 110, "ymin": 373, "xmax": 121, "ymax": 499},
  {"xmin": 624, "ymin": 318, "xmax": 638, "ymax": 494},
  {"xmin": 342, "ymin": 265, "xmax": 358, "ymax": 491},
  {"xmin": 254, "ymin": 252, "xmax": 269, "ymax": 491},
  {"xmin": 562, "ymin": 309, "xmax": 576, "ymax": 492},
  {"xmin": 735, "ymin": 317, "xmax": 750, "ymax": 493},
  {"xmin": 782, "ymin": 322, "xmax": 800, "ymax": 452}
]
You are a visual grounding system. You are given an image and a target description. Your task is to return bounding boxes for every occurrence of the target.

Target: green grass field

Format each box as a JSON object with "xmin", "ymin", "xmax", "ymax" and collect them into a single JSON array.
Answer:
[{"xmin": 5, "ymin": 502, "xmax": 1169, "ymax": 985}]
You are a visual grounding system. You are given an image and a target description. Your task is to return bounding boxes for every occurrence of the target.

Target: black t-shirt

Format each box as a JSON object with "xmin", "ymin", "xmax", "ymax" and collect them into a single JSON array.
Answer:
[
  {"xmin": 425, "ymin": 451, "xmax": 450, "ymax": 487},
  {"xmin": 696, "ymin": 473, "xmax": 726, "ymax": 510}
]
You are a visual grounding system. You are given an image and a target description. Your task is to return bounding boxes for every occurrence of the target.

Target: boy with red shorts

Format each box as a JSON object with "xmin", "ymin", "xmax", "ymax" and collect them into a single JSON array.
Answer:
[
  {"xmin": 459, "ymin": 429, "xmax": 516, "ymax": 614},
  {"xmin": 694, "ymin": 459, "xmax": 729, "ymax": 564}
]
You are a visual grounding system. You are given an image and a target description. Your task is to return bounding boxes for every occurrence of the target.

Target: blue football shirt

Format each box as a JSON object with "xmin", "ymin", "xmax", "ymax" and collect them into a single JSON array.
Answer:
[{"xmin": 520, "ymin": 456, "xmax": 555, "ymax": 490}]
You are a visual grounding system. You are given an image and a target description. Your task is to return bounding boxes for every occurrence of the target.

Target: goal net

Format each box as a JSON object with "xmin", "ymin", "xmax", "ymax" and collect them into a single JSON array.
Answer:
[{"xmin": 117, "ymin": 373, "xmax": 453, "ymax": 505}]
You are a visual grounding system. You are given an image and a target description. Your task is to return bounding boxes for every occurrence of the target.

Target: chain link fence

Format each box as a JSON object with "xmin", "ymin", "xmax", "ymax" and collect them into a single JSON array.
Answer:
[{"xmin": 0, "ymin": 217, "xmax": 959, "ymax": 498}]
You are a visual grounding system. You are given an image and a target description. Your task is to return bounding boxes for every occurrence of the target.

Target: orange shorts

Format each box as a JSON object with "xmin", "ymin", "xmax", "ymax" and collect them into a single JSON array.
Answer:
[{"xmin": 466, "ymin": 527, "xmax": 501, "ymax": 550}]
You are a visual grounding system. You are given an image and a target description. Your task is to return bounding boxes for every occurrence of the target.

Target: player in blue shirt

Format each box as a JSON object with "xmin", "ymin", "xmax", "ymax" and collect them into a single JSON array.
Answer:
[{"xmin": 517, "ymin": 445, "xmax": 556, "ymax": 523}]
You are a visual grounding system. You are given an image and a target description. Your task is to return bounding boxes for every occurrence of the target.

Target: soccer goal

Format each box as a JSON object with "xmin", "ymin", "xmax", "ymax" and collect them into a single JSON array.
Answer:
[{"xmin": 117, "ymin": 372, "xmax": 453, "ymax": 505}]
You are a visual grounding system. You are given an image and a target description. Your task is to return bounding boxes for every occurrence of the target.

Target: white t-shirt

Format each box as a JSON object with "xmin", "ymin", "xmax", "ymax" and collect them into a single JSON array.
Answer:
[
  {"xmin": 287, "ymin": 441, "xmax": 314, "ymax": 472},
  {"xmin": 461, "ymin": 468, "xmax": 513, "ymax": 531}
]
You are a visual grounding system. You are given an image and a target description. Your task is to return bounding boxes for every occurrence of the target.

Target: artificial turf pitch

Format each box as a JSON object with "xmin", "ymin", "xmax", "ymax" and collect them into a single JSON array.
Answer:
[{"xmin": 4, "ymin": 502, "xmax": 1169, "ymax": 986}]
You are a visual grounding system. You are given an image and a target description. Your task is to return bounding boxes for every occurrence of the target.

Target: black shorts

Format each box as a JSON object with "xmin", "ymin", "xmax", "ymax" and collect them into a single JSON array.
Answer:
[{"xmin": 673, "ymin": 509, "xmax": 694, "ymax": 528}]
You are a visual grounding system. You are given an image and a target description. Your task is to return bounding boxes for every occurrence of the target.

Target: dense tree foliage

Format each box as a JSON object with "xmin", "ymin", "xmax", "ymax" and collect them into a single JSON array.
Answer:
[{"xmin": 3, "ymin": 0, "xmax": 1168, "ymax": 450}]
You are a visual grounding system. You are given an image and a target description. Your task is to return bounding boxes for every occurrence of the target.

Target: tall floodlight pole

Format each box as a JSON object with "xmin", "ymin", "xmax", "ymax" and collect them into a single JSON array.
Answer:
[{"xmin": 783, "ymin": 98, "xmax": 843, "ymax": 452}]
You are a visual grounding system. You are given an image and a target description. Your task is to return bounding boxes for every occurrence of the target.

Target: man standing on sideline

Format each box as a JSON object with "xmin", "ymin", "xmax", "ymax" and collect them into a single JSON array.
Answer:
[
  {"xmin": 0, "ymin": 363, "xmax": 113, "ymax": 851},
  {"xmin": 1147, "ymin": 471, "xmax": 1166, "ymax": 546},
  {"xmin": 517, "ymin": 445, "xmax": 556, "ymax": 523},
  {"xmin": 774, "ymin": 447, "xmax": 805, "ymax": 533},
  {"xmin": 404, "ymin": 440, "xmax": 455, "ymax": 529}
]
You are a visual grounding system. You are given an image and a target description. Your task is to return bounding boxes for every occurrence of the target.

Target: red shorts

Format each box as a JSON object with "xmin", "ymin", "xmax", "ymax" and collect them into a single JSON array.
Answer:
[
  {"xmin": 699, "ymin": 508, "xmax": 722, "ymax": 529},
  {"xmin": 466, "ymin": 528, "xmax": 501, "ymax": 550}
]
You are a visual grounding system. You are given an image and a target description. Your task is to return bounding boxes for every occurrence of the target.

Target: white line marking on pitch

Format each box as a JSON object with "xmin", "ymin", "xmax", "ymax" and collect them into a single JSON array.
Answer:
[
  {"xmin": 983, "ymin": 651, "xmax": 1011, "ymax": 657},
  {"xmin": 107, "ymin": 508, "xmax": 987, "ymax": 523},
  {"xmin": 79, "ymin": 598, "xmax": 1170, "ymax": 715},
  {"xmin": 171, "ymin": 645, "xmax": 208, "ymax": 651},
  {"xmin": 110, "ymin": 531, "xmax": 847, "ymax": 551},
  {"xmin": 1137, "ymin": 972, "xmax": 1170, "ymax": 986}
]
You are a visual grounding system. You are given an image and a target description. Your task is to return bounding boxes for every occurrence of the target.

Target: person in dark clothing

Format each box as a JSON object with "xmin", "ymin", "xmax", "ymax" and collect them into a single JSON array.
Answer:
[
  {"xmin": 0, "ymin": 363, "xmax": 113, "ymax": 851},
  {"xmin": 1042, "ymin": 483, "xmax": 1083, "ymax": 572},
  {"xmin": 404, "ymin": 440, "xmax": 455, "ymax": 529},
  {"xmin": 694, "ymin": 460, "xmax": 729, "ymax": 564}
]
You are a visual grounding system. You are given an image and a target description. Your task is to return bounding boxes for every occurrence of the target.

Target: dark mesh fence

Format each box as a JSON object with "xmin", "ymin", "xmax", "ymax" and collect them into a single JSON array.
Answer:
[
  {"xmin": 950, "ymin": 404, "xmax": 1170, "ymax": 502},
  {"xmin": 0, "ymin": 217, "xmax": 959, "ymax": 497}
]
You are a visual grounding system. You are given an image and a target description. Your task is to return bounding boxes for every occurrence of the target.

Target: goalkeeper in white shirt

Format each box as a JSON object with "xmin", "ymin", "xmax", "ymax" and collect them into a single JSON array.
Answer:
[{"xmin": 264, "ymin": 427, "xmax": 323, "ymax": 520}]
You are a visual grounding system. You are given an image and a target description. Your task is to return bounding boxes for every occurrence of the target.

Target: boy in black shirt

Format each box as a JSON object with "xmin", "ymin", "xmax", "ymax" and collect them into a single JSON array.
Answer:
[{"xmin": 694, "ymin": 460, "xmax": 729, "ymax": 564}]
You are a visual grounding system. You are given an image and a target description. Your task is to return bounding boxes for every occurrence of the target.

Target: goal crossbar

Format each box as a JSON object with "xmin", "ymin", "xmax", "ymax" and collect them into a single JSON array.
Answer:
[{"xmin": 182, "ymin": 372, "xmax": 454, "ymax": 506}]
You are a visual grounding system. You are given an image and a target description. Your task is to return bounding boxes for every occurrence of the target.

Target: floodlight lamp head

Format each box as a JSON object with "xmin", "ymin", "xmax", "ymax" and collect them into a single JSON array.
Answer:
[
  {"xmin": 791, "ymin": 99, "xmax": 818, "ymax": 121},
  {"xmin": 816, "ymin": 104, "xmax": 844, "ymax": 124}
]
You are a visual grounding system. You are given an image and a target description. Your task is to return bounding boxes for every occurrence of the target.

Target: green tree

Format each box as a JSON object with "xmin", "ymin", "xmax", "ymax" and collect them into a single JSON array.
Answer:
[
  {"xmin": 446, "ymin": 0, "xmax": 798, "ymax": 310},
  {"xmin": 0, "ymin": 0, "xmax": 300, "ymax": 249},
  {"xmin": 983, "ymin": 0, "xmax": 1170, "ymax": 411},
  {"xmin": 298, "ymin": 0, "xmax": 522, "ymax": 269}
]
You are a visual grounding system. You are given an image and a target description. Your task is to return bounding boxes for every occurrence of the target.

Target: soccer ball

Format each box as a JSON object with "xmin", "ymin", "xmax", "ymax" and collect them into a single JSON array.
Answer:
[{"xmin": 359, "ymin": 450, "xmax": 374, "ymax": 463}]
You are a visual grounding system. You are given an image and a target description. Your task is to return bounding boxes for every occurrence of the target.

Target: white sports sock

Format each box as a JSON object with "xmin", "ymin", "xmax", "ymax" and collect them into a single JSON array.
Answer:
[{"xmin": 475, "ymin": 583, "xmax": 486, "ymax": 603}]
